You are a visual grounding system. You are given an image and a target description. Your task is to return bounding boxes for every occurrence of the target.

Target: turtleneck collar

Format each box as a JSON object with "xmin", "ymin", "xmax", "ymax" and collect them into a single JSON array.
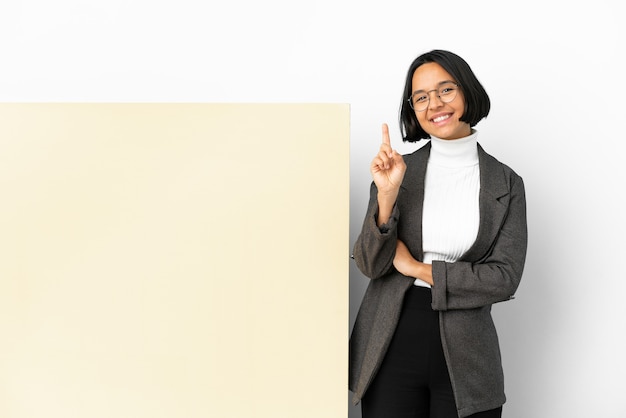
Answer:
[{"xmin": 428, "ymin": 129, "xmax": 479, "ymax": 168}]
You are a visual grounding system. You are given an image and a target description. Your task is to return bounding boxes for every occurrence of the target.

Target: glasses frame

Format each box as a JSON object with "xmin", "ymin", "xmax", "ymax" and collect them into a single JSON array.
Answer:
[{"xmin": 408, "ymin": 82, "xmax": 460, "ymax": 112}]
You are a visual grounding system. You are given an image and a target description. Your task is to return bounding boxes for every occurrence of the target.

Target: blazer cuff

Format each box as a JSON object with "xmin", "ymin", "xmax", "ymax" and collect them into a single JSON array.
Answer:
[
  {"xmin": 370, "ymin": 204, "xmax": 399, "ymax": 235},
  {"xmin": 431, "ymin": 260, "xmax": 448, "ymax": 311}
]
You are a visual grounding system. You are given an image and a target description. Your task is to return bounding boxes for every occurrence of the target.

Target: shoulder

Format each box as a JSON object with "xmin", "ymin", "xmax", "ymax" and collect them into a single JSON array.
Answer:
[
  {"xmin": 477, "ymin": 144, "xmax": 526, "ymax": 201},
  {"xmin": 478, "ymin": 144, "xmax": 523, "ymax": 181},
  {"xmin": 397, "ymin": 142, "xmax": 430, "ymax": 189},
  {"xmin": 402, "ymin": 141, "xmax": 431, "ymax": 165}
]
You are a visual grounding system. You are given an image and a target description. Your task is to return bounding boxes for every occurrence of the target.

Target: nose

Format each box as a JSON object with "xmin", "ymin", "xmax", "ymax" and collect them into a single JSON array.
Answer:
[{"xmin": 428, "ymin": 91, "xmax": 444, "ymax": 109}]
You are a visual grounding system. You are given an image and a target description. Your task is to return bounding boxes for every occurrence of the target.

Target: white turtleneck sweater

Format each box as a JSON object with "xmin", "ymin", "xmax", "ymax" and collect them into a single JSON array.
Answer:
[{"xmin": 414, "ymin": 131, "xmax": 480, "ymax": 287}]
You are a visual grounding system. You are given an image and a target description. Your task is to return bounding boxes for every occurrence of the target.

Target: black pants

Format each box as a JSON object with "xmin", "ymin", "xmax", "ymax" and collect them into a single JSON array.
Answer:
[{"xmin": 361, "ymin": 286, "xmax": 502, "ymax": 418}]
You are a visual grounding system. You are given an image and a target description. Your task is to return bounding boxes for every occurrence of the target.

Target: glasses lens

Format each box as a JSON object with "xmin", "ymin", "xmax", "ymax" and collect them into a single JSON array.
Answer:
[
  {"xmin": 439, "ymin": 83, "xmax": 458, "ymax": 103},
  {"xmin": 412, "ymin": 93, "xmax": 429, "ymax": 111},
  {"xmin": 411, "ymin": 83, "xmax": 459, "ymax": 111}
]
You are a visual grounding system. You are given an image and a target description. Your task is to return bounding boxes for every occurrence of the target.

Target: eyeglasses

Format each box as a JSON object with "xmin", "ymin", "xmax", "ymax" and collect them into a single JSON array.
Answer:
[{"xmin": 408, "ymin": 82, "xmax": 460, "ymax": 112}]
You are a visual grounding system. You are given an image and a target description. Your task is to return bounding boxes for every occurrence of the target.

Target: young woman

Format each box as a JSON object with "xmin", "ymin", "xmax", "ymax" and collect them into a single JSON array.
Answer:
[{"xmin": 349, "ymin": 50, "xmax": 528, "ymax": 418}]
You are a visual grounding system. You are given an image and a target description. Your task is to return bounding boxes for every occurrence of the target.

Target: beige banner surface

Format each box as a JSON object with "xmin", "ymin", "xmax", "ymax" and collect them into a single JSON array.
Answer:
[{"xmin": 0, "ymin": 104, "xmax": 349, "ymax": 418}]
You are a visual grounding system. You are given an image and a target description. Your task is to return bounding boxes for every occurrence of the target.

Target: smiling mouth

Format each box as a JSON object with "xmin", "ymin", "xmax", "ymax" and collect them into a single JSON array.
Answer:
[{"xmin": 431, "ymin": 114, "xmax": 451, "ymax": 123}]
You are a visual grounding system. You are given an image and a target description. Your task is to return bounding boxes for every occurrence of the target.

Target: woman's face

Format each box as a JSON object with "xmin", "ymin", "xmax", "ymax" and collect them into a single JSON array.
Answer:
[{"xmin": 411, "ymin": 62, "xmax": 471, "ymax": 140}]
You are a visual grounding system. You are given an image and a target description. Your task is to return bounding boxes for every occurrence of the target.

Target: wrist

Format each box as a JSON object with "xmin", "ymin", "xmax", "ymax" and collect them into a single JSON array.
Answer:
[
  {"xmin": 376, "ymin": 200, "xmax": 397, "ymax": 227},
  {"xmin": 414, "ymin": 261, "xmax": 433, "ymax": 286},
  {"xmin": 378, "ymin": 189, "xmax": 399, "ymax": 202}
]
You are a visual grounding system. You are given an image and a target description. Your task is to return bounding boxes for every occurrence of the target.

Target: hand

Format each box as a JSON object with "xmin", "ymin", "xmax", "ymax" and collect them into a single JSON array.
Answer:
[
  {"xmin": 393, "ymin": 240, "xmax": 433, "ymax": 285},
  {"xmin": 393, "ymin": 239, "xmax": 417, "ymax": 277},
  {"xmin": 371, "ymin": 124, "xmax": 407, "ymax": 197},
  {"xmin": 372, "ymin": 124, "xmax": 407, "ymax": 226}
]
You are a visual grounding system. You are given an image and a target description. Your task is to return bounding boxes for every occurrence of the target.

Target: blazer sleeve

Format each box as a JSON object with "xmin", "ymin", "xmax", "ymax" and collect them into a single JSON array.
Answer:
[
  {"xmin": 431, "ymin": 173, "xmax": 528, "ymax": 311},
  {"xmin": 352, "ymin": 181, "xmax": 400, "ymax": 280}
]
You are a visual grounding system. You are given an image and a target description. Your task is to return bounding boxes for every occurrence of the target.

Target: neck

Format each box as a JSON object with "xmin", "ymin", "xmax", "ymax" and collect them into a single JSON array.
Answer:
[{"xmin": 429, "ymin": 130, "xmax": 479, "ymax": 168}]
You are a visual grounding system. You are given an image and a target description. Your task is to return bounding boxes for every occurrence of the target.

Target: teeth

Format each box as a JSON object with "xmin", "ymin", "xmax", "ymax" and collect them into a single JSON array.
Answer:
[{"xmin": 433, "ymin": 115, "xmax": 450, "ymax": 123}]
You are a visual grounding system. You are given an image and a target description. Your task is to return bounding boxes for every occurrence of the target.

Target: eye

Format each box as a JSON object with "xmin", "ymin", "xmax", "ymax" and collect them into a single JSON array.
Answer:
[
  {"xmin": 439, "ymin": 84, "xmax": 457, "ymax": 96},
  {"xmin": 413, "ymin": 94, "xmax": 428, "ymax": 104}
]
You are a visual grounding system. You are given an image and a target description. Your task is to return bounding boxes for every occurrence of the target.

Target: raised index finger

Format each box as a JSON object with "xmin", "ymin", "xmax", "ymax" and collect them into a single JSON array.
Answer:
[{"xmin": 381, "ymin": 123, "xmax": 391, "ymax": 146}]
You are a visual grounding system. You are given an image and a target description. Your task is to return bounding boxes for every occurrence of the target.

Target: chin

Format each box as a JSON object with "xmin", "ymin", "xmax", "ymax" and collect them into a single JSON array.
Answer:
[{"xmin": 430, "ymin": 124, "xmax": 470, "ymax": 140}]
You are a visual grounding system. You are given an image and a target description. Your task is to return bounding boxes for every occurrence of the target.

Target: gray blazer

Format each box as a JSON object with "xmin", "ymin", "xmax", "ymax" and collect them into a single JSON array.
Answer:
[{"xmin": 350, "ymin": 142, "xmax": 527, "ymax": 417}]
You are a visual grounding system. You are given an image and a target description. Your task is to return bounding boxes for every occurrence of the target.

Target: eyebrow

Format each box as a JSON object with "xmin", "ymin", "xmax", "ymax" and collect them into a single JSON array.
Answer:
[{"xmin": 412, "ymin": 80, "xmax": 457, "ymax": 94}]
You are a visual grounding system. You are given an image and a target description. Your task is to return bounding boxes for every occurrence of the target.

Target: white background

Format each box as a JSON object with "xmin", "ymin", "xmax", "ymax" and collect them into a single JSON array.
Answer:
[{"xmin": 2, "ymin": 1, "xmax": 625, "ymax": 417}]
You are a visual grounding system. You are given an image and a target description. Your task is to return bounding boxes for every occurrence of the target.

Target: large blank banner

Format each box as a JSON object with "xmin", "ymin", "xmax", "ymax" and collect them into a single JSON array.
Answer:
[{"xmin": 0, "ymin": 104, "xmax": 349, "ymax": 418}]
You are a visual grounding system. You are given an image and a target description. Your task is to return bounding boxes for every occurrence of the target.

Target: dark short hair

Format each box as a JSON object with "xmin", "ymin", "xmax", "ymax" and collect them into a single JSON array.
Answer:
[{"xmin": 399, "ymin": 50, "xmax": 490, "ymax": 142}]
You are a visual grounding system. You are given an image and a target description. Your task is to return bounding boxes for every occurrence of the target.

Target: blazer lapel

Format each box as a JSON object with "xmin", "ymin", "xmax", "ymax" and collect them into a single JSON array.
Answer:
[
  {"xmin": 460, "ymin": 144, "xmax": 510, "ymax": 261},
  {"xmin": 398, "ymin": 142, "xmax": 430, "ymax": 262}
]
